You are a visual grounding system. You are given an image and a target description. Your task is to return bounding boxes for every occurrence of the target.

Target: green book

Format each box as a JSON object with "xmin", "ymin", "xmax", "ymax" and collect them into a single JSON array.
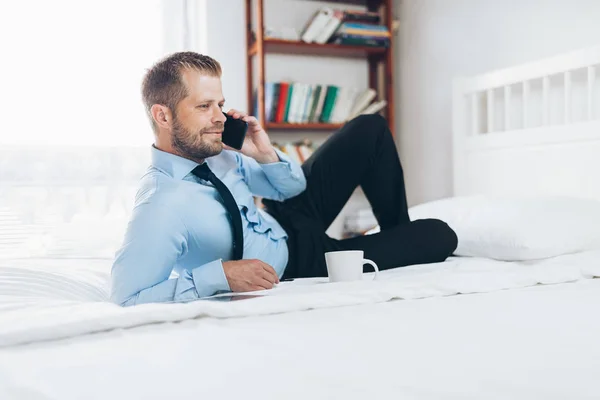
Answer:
[
  {"xmin": 320, "ymin": 86, "xmax": 339, "ymax": 123},
  {"xmin": 283, "ymin": 83, "xmax": 295, "ymax": 122}
]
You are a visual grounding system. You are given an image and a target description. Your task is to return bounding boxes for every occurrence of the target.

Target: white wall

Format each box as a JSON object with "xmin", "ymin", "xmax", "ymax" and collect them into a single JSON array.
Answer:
[{"xmin": 398, "ymin": 0, "xmax": 600, "ymax": 205}]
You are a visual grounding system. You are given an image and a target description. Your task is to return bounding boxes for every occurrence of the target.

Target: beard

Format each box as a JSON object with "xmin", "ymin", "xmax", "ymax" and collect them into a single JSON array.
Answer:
[{"xmin": 171, "ymin": 117, "xmax": 224, "ymax": 161}]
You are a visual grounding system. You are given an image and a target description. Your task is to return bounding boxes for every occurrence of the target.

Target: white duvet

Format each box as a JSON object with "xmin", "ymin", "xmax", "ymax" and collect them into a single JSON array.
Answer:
[{"xmin": 1, "ymin": 251, "xmax": 599, "ymax": 348}]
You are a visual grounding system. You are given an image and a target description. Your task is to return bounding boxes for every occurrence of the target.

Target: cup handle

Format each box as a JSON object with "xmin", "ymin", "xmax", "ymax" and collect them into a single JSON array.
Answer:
[{"xmin": 363, "ymin": 259, "xmax": 379, "ymax": 281}]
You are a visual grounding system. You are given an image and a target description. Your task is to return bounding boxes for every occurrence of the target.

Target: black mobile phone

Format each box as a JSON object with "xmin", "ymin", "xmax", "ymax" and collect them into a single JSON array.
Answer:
[{"xmin": 222, "ymin": 112, "xmax": 248, "ymax": 150}]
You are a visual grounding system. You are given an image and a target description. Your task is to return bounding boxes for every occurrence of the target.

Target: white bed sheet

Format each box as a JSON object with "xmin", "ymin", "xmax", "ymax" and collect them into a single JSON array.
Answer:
[
  {"xmin": 0, "ymin": 251, "xmax": 599, "ymax": 348},
  {"xmin": 1, "ymin": 279, "xmax": 599, "ymax": 400}
]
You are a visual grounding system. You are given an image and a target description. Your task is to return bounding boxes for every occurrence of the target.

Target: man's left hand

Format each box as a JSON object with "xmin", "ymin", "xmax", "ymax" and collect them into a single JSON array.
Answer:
[{"xmin": 224, "ymin": 109, "xmax": 278, "ymax": 164}]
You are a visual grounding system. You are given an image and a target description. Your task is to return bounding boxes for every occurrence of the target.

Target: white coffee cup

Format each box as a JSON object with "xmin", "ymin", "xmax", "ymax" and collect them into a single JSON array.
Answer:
[{"xmin": 325, "ymin": 250, "xmax": 379, "ymax": 283}]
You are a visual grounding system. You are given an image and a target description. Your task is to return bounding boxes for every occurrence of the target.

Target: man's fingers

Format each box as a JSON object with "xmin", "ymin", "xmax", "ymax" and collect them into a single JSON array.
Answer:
[
  {"xmin": 244, "ymin": 115, "xmax": 259, "ymax": 125},
  {"xmin": 256, "ymin": 278, "xmax": 274, "ymax": 290},
  {"xmin": 225, "ymin": 108, "xmax": 258, "ymax": 123},
  {"xmin": 261, "ymin": 270, "xmax": 277, "ymax": 285},
  {"xmin": 261, "ymin": 263, "xmax": 279, "ymax": 283},
  {"xmin": 229, "ymin": 109, "xmax": 247, "ymax": 119}
]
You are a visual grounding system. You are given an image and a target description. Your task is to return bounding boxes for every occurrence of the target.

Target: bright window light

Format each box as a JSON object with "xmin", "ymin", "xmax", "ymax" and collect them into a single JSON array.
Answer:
[{"xmin": 0, "ymin": 0, "xmax": 171, "ymax": 147}]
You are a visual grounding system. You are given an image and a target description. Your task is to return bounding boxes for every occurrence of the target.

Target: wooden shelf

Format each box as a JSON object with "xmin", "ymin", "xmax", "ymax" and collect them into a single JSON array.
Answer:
[
  {"xmin": 302, "ymin": 0, "xmax": 384, "ymax": 6},
  {"xmin": 249, "ymin": 38, "xmax": 388, "ymax": 58},
  {"xmin": 266, "ymin": 122, "xmax": 344, "ymax": 131},
  {"xmin": 245, "ymin": 0, "xmax": 394, "ymax": 135}
]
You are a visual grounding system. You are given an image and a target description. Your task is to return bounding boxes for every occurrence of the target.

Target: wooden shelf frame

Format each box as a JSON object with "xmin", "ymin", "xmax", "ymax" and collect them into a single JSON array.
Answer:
[
  {"xmin": 245, "ymin": 0, "xmax": 395, "ymax": 134},
  {"xmin": 266, "ymin": 122, "xmax": 345, "ymax": 130},
  {"xmin": 248, "ymin": 38, "xmax": 388, "ymax": 58}
]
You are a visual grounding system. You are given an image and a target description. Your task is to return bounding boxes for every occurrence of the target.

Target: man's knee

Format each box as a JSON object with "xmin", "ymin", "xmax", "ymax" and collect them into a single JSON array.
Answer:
[
  {"xmin": 344, "ymin": 114, "xmax": 391, "ymax": 148},
  {"xmin": 349, "ymin": 114, "xmax": 388, "ymax": 133},
  {"xmin": 418, "ymin": 218, "xmax": 458, "ymax": 258}
]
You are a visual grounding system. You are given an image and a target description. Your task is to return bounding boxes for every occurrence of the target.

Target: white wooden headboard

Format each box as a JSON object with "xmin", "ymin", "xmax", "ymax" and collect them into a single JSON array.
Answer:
[{"xmin": 452, "ymin": 46, "xmax": 600, "ymax": 200}]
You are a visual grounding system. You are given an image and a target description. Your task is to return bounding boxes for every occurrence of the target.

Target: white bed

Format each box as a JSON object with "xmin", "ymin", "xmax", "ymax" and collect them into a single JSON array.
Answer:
[{"xmin": 2, "ymin": 46, "xmax": 600, "ymax": 399}]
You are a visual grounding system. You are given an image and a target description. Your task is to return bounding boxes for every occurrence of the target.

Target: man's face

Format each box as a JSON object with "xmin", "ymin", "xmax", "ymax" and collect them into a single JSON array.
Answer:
[{"xmin": 170, "ymin": 69, "xmax": 227, "ymax": 161}]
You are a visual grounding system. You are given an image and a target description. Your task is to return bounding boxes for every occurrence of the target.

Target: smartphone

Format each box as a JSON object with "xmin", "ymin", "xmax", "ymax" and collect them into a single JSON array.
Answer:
[{"xmin": 222, "ymin": 112, "xmax": 248, "ymax": 150}]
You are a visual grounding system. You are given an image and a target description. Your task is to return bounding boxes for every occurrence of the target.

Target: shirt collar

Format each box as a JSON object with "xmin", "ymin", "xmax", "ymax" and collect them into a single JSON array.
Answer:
[{"xmin": 151, "ymin": 145, "xmax": 201, "ymax": 180}]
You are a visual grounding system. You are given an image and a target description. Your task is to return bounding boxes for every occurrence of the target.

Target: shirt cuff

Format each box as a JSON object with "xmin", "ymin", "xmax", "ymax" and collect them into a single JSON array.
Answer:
[{"xmin": 190, "ymin": 259, "xmax": 231, "ymax": 298}]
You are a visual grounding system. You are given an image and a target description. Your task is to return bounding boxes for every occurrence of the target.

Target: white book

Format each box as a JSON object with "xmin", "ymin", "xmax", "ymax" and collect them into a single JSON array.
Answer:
[
  {"xmin": 286, "ymin": 83, "xmax": 300, "ymax": 123},
  {"xmin": 348, "ymin": 88, "xmax": 377, "ymax": 119},
  {"xmin": 330, "ymin": 87, "xmax": 359, "ymax": 123},
  {"xmin": 301, "ymin": 8, "xmax": 333, "ymax": 43},
  {"xmin": 299, "ymin": 83, "xmax": 310, "ymax": 123},
  {"xmin": 283, "ymin": 143, "xmax": 302, "ymax": 165},
  {"xmin": 299, "ymin": 84, "xmax": 313, "ymax": 123},
  {"xmin": 329, "ymin": 87, "xmax": 347, "ymax": 123},
  {"xmin": 314, "ymin": 9, "xmax": 343, "ymax": 44},
  {"xmin": 312, "ymin": 85, "xmax": 329, "ymax": 123},
  {"xmin": 359, "ymin": 100, "xmax": 388, "ymax": 116},
  {"xmin": 302, "ymin": 84, "xmax": 317, "ymax": 123},
  {"xmin": 291, "ymin": 83, "xmax": 308, "ymax": 123},
  {"xmin": 340, "ymin": 87, "xmax": 361, "ymax": 122}
]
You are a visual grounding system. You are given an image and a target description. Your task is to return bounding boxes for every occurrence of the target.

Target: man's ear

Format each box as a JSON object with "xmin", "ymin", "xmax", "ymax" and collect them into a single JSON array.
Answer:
[{"xmin": 150, "ymin": 104, "xmax": 173, "ymax": 130}]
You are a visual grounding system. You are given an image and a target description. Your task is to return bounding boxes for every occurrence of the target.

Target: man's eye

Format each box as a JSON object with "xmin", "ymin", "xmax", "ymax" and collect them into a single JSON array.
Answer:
[{"xmin": 199, "ymin": 104, "xmax": 210, "ymax": 109}]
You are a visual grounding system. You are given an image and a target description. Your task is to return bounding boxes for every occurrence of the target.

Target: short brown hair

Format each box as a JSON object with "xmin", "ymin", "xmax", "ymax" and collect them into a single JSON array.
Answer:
[{"xmin": 141, "ymin": 51, "xmax": 222, "ymax": 131}]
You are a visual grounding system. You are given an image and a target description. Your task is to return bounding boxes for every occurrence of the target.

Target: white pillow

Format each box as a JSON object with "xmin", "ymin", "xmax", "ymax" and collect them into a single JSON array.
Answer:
[{"xmin": 408, "ymin": 195, "xmax": 600, "ymax": 261}]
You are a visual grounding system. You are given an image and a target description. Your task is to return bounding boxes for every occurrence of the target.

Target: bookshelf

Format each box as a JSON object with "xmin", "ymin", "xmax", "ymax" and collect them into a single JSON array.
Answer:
[{"xmin": 245, "ymin": 0, "xmax": 395, "ymax": 135}]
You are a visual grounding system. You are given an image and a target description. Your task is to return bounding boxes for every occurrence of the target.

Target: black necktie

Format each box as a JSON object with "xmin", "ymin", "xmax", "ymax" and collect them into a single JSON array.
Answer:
[{"xmin": 192, "ymin": 163, "xmax": 243, "ymax": 260}]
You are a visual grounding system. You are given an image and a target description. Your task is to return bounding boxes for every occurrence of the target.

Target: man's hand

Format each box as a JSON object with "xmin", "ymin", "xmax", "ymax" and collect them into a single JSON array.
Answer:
[
  {"xmin": 225, "ymin": 109, "xmax": 279, "ymax": 164},
  {"xmin": 223, "ymin": 259, "xmax": 280, "ymax": 292}
]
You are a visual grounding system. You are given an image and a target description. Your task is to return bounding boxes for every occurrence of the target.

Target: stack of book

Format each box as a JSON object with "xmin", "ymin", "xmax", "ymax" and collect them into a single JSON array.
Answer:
[
  {"xmin": 272, "ymin": 139, "xmax": 316, "ymax": 165},
  {"xmin": 257, "ymin": 82, "xmax": 387, "ymax": 124},
  {"xmin": 300, "ymin": 7, "xmax": 390, "ymax": 47}
]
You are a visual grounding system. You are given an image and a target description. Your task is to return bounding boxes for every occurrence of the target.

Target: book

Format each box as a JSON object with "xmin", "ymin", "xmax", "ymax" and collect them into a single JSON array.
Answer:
[
  {"xmin": 301, "ymin": 8, "xmax": 333, "ymax": 43},
  {"xmin": 264, "ymin": 83, "xmax": 275, "ymax": 122},
  {"xmin": 275, "ymin": 82, "xmax": 290, "ymax": 122},
  {"xmin": 320, "ymin": 86, "xmax": 339, "ymax": 123},
  {"xmin": 335, "ymin": 22, "xmax": 391, "ymax": 39},
  {"xmin": 297, "ymin": 144, "xmax": 314, "ymax": 162},
  {"xmin": 282, "ymin": 143, "xmax": 303, "ymax": 165},
  {"xmin": 314, "ymin": 9, "xmax": 344, "ymax": 44},
  {"xmin": 283, "ymin": 83, "xmax": 295, "ymax": 122},
  {"xmin": 307, "ymin": 85, "xmax": 322, "ymax": 123},
  {"xmin": 360, "ymin": 100, "xmax": 387, "ymax": 115},
  {"xmin": 341, "ymin": 22, "xmax": 390, "ymax": 32},
  {"xmin": 312, "ymin": 85, "xmax": 328, "ymax": 123},
  {"xmin": 331, "ymin": 35, "xmax": 390, "ymax": 47},
  {"xmin": 301, "ymin": 84, "xmax": 317, "ymax": 123},
  {"xmin": 331, "ymin": 87, "xmax": 361, "ymax": 123},
  {"xmin": 348, "ymin": 88, "xmax": 377, "ymax": 119},
  {"xmin": 298, "ymin": 83, "xmax": 310, "ymax": 123},
  {"xmin": 342, "ymin": 10, "xmax": 381, "ymax": 24},
  {"xmin": 329, "ymin": 86, "xmax": 345, "ymax": 123},
  {"xmin": 343, "ymin": 87, "xmax": 362, "ymax": 122},
  {"xmin": 269, "ymin": 83, "xmax": 281, "ymax": 122},
  {"xmin": 297, "ymin": 83, "xmax": 312, "ymax": 123}
]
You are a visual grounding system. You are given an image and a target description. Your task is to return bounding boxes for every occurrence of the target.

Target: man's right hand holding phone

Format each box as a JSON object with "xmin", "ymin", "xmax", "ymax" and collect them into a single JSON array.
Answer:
[{"xmin": 223, "ymin": 259, "xmax": 280, "ymax": 292}]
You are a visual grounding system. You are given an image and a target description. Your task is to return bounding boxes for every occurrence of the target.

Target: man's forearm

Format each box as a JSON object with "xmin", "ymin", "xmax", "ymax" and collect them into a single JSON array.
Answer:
[{"xmin": 254, "ymin": 146, "xmax": 279, "ymax": 164}]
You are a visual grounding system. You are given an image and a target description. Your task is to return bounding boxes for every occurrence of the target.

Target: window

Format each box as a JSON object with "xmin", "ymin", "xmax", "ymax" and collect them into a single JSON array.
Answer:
[{"xmin": 0, "ymin": 0, "xmax": 184, "ymax": 147}]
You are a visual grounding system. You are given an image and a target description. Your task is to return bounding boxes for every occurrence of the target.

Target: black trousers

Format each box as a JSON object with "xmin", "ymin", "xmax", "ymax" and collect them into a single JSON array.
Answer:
[{"xmin": 263, "ymin": 114, "xmax": 458, "ymax": 279}]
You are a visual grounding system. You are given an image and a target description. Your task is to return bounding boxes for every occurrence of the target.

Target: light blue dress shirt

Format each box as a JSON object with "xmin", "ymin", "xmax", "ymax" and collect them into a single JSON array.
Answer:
[{"xmin": 110, "ymin": 146, "xmax": 306, "ymax": 306}]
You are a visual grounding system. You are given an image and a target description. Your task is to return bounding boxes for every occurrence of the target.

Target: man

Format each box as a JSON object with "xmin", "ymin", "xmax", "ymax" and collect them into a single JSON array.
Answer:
[{"xmin": 110, "ymin": 52, "xmax": 457, "ymax": 306}]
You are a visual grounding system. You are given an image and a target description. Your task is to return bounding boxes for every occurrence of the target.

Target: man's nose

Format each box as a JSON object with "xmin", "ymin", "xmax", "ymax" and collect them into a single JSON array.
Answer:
[{"xmin": 214, "ymin": 107, "xmax": 227, "ymax": 123}]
